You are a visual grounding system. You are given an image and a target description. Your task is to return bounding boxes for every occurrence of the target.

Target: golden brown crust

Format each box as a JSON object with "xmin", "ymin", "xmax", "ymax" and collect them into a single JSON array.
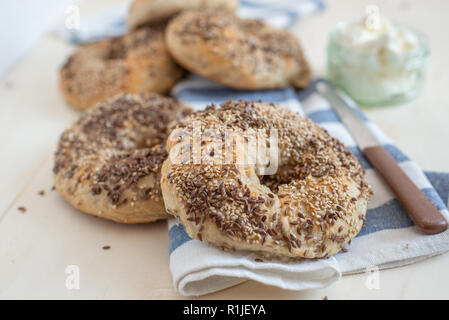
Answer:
[
  {"xmin": 54, "ymin": 93, "xmax": 192, "ymax": 223},
  {"xmin": 165, "ymin": 10, "xmax": 311, "ymax": 91},
  {"xmin": 60, "ymin": 27, "xmax": 184, "ymax": 111},
  {"xmin": 161, "ymin": 100, "xmax": 371, "ymax": 258},
  {"xmin": 127, "ymin": 0, "xmax": 239, "ymax": 30}
]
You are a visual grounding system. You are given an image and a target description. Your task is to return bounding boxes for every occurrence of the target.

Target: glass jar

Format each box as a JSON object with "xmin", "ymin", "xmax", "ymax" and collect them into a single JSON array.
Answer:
[{"xmin": 327, "ymin": 25, "xmax": 429, "ymax": 106}]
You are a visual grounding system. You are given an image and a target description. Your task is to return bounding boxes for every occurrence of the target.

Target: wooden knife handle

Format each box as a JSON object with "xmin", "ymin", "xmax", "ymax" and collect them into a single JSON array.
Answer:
[{"xmin": 363, "ymin": 145, "xmax": 448, "ymax": 234}]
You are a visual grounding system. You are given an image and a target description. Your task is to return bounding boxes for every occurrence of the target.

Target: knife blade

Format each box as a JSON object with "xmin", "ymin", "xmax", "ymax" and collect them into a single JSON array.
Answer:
[{"xmin": 316, "ymin": 79, "xmax": 448, "ymax": 235}]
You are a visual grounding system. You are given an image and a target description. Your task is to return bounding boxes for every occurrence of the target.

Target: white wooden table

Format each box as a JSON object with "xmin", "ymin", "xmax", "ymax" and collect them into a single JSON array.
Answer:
[{"xmin": 1, "ymin": 0, "xmax": 448, "ymax": 299}]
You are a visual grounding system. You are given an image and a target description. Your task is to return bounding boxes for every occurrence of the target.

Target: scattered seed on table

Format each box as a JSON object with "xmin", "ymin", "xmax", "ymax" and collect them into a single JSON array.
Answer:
[{"xmin": 18, "ymin": 206, "xmax": 27, "ymax": 213}]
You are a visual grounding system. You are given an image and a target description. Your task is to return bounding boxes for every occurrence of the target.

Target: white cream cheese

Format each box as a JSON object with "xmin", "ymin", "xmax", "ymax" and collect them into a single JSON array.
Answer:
[
  {"xmin": 328, "ymin": 9, "xmax": 427, "ymax": 105},
  {"xmin": 335, "ymin": 13, "xmax": 420, "ymax": 56}
]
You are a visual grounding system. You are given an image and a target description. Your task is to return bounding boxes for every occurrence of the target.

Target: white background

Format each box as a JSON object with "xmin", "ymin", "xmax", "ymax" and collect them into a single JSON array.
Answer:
[{"xmin": 0, "ymin": 0, "xmax": 75, "ymax": 77}]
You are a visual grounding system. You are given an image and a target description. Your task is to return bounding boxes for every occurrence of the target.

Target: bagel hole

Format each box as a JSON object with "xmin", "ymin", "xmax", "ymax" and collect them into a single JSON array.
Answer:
[
  {"xmin": 259, "ymin": 175, "xmax": 284, "ymax": 194},
  {"xmin": 258, "ymin": 165, "xmax": 295, "ymax": 194},
  {"xmin": 135, "ymin": 135, "xmax": 165, "ymax": 151}
]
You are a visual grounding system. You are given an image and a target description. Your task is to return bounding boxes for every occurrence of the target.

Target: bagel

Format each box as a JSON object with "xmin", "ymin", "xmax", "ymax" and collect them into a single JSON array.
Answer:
[
  {"xmin": 161, "ymin": 100, "xmax": 371, "ymax": 259},
  {"xmin": 165, "ymin": 10, "xmax": 311, "ymax": 91},
  {"xmin": 60, "ymin": 26, "xmax": 184, "ymax": 111},
  {"xmin": 127, "ymin": 0, "xmax": 238, "ymax": 30},
  {"xmin": 53, "ymin": 93, "xmax": 192, "ymax": 223}
]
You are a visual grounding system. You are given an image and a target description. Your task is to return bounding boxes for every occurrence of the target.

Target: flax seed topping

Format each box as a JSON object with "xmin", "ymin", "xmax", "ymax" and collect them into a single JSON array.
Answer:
[
  {"xmin": 174, "ymin": 11, "xmax": 302, "ymax": 62},
  {"xmin": 162, "ymin": 100, "xmax": 371, "ymax": 259},
  {"xmin": 166, "ymin": 10, "xmax": 311, "ymax": 90},
  {"xmin": 54, "ymin": 93, "xmax": 192, "ymax": 224},
  {"xmin": 60, "ymin": 25, "xmax": 184, "ymax": 111}
]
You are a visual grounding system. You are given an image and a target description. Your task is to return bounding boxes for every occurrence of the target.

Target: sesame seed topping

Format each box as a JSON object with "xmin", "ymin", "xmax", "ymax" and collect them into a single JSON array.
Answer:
[
  {"xmin": 54, "ymin": 93, "xmax": 192, "ymax": 208},
  {"xmin": 165, "ymin": 99, "xmax": 371, "ymax": 259}
]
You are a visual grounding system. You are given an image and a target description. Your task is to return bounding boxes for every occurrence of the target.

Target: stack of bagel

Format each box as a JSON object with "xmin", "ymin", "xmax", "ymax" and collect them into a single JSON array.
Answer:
[{"xmin": 55, "ymin": 0, "xmax": 371, "ymax": 260}]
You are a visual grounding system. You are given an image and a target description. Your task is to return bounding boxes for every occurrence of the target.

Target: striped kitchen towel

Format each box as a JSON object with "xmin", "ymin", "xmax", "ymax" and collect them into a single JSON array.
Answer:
[
  {"xmin": 60, "ymin": 0, "xmax": 325, "ymax": 43},
  {"xmin": 168, "ymin": 76, "xmax": 449, "ymax": 296}
]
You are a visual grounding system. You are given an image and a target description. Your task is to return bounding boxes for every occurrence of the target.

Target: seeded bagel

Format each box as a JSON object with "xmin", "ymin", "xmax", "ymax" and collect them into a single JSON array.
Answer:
[
  {"xmin": 127, "ymin": 0, "xmax": 238, "ymax": 30},
  {"xmin": 60, "ymin": 26, "xmax": 184, "ymax": 111},
  {"xmin": 53, "ymin": 93, "xmax": 192, "ymax": 223},
  {"xmin": 165, "ymin": 10, "xmax": 311, "ymax": 90},
  {"xmin": 161, "ymin": 100, "xmax": 371, "ymax": 259}
]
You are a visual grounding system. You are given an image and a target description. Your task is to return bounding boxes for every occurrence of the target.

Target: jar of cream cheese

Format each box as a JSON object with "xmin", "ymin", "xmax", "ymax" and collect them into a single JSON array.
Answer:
[{"xmin": 327, "ymin": 10, "xmax": 429, "ymax": 106}]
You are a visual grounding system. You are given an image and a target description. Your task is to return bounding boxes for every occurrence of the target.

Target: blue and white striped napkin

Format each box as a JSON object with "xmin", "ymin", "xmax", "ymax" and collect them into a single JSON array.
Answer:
[
  {"xmin": 169, "ymin": 76, "xmax": 449, "ymax": 296},
  {"xmin": 59, "ymin": 0, "xmax": 449, "ymax": 296}
]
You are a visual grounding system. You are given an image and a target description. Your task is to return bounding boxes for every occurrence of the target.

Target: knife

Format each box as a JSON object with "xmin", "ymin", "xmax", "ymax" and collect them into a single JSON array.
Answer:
[{"xmin": 316, "ymin": 79, "xmax": 448, "ymax": 234}]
